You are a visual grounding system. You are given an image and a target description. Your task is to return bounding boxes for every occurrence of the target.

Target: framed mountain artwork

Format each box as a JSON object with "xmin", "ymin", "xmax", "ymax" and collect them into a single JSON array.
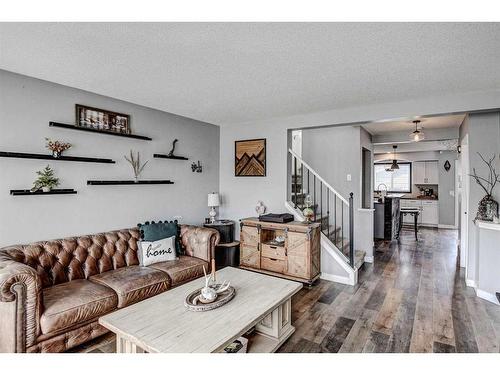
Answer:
[{"xmin": 235, "ymin": 138, "xmax": 266, "ymax": 176}]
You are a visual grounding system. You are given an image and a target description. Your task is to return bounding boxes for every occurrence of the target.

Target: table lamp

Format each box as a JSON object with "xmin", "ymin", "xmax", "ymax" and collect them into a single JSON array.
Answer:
[{"xmin": 208, "ymin": 192, "xmax": 220, "ymax": 223}]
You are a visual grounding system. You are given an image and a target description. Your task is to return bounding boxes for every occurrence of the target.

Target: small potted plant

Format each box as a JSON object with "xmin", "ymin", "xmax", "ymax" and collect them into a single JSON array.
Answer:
[
  {"xmin": 45, "ymin": 137, "xmax": 72, "ymax": 158},
  {"xmin": 31, "ymin": 165, "xmax": 59, "ymax": 192},
  {"xmin": 124, "ymin": 150, "xmax": 148, "ymax": 182}
]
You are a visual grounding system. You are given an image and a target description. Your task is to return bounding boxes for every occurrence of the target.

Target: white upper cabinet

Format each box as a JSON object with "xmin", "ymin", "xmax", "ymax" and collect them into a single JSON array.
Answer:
[{"xmin": 413, "ymin": 161, "xmax": 438, "ymax": 184}]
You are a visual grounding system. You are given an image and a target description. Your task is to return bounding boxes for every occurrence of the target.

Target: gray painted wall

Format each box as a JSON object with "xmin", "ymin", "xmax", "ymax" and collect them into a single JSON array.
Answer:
[
  {"xmin": 0, "ymin": 70, "xmax": 220, "ymax": 247},
  {"xmin": 438, "ymin": 151, "xmax": 458, "ymax": 226},
  {"xmin": 462, "ymin": 112, "xmax": 500, "ymax": 283}
]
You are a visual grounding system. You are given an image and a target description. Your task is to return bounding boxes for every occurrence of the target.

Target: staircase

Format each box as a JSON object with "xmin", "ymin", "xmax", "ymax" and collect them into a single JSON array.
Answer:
[{"xmin": 287, "ymin": 149, "xmax": 365, "ymax": 285}]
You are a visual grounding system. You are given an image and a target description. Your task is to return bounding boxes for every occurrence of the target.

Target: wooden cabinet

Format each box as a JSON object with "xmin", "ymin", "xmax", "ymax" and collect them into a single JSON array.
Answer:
[
  {"xmin": 413, "ymin": 161, "xmax": 438, "ymax": 184},
  {"xmin": 239, "ymin": 218, "xmax": 321, "ymax": 285}
]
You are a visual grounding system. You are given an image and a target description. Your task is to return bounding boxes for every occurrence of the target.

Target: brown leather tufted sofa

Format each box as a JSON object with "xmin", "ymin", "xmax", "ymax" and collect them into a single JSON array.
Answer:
[{"xmin": 0, "ymin": 225, "xmax": 219, "ymax": 353}]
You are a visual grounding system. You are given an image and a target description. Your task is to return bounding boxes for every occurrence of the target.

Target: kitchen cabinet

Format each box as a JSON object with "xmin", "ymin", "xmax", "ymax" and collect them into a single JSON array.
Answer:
[
  {"xmin": 413, "ymin": 161, "xmax": 438, "ymax": 184},
  {"xmin": 421, "ymin": 201, "xmax": 439, "ymax": 225},
  {"xmin": 400, "ymin": 199, "xmax": 439, "ymax": 227}
]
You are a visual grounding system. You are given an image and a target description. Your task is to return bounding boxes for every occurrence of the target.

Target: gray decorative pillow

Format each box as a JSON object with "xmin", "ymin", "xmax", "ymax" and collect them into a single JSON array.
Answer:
[{"xmin": 139, "ymin": 236, "xmax": 177, "ymax": 266}]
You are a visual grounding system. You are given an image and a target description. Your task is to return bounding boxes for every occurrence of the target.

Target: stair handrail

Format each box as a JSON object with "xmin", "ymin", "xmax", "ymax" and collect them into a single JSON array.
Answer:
[{"xmin": 288, "ymin": 148, "xmax": 349, "ymax": 205}]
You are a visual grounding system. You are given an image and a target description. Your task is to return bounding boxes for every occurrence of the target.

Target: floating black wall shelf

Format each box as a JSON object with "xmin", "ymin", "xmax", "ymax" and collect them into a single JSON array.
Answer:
[
  {"xmin": 87, "ymin": 180, "xmax": 174, "ymax": 186},
  {"xmin": 0, "ymin": 151, "xmax": 115, "ymax": 164},
  {"xmin": 49, "ymin": 122, "xmax": 152, "ymax": 141},
  {"xmin": 153, "ymin": 153, "xmax": 189, "ymax": 161},
  {"xmin": 10, "ymin": 189, "xmax": 77, "ymax": 196}
]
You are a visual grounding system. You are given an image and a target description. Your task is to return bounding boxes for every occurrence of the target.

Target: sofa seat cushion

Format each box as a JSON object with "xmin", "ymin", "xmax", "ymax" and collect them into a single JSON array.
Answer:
[
  {"xmin": 89, "ymin": 266, "xmax": 170, "ymax": 308},
  {"xmin": 40, "ymin": 279, "xmax": 118, "ymax": 335},
  {"xmin": 149, "ymin": 255, "xmax": 208, "ymax": 287}
]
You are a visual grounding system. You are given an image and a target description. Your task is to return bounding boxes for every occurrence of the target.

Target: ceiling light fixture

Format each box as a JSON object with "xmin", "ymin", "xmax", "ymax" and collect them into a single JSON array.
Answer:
[
  {"xmin": 410, "ymin": 120, "xmax": 425, "ymax": 142},
  {"xmin": 390, "ymin": 145, "xmax": 399, "ymax": 170}
]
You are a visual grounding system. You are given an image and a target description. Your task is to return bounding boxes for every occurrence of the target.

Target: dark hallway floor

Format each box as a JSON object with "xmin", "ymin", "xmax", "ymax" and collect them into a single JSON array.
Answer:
[{"xmin": 277, "ymin": 227, "xmax": 500, "ymax": 353}]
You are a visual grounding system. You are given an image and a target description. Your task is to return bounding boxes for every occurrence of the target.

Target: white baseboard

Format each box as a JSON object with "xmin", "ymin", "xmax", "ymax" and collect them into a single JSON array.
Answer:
[
  {"xmin": 364, "ymin": 256, "xmax": 374, "ymax": 263},
  {"xmin": 465, "ymin": 278, "xmax": 477, "ymax": 289},
  {"xmin": 438, "ymin": 224, "xmax": 458, "ymax": 229},
  {"xmin": 476, "ymin": 289, "xmax": 500, "ymax": 305},
  {"xmin": 320, "ymin": 272, "xmax": 353, "ymax": 286}
]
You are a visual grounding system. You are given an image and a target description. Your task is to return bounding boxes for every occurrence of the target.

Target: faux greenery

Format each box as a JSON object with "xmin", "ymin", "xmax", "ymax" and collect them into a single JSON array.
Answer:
[
  {"xmin": 124, "ymin": 150, "xmax": 148, "ymax": 180},
  {"xmin": 45, "ymin": 138, "xmax": 71, "ymax": 154},
  {"xmin": 470, "ymin": 153, "xmax": 500, "ymax": 196},
  {"xmin": 31, "ymin": 165, "xmax": 59, "ymax": 192}
]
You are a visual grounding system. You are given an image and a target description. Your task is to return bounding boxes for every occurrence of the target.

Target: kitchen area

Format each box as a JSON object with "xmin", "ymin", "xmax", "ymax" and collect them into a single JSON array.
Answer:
[{"xmin": 363, "ymin": 114, "xmax": 463, "ymax": 241}]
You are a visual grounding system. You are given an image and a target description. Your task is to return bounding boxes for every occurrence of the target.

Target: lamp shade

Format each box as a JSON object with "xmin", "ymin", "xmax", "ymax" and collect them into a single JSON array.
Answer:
[{"xmin": 208, "ymin": 193, "xmax": 220, "ymax": 207}]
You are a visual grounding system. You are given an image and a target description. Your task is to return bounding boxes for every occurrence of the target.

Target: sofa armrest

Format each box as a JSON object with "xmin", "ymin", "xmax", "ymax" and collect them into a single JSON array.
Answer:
[
  {"xmin": 179, "ymin": 225, "xmax": 220, "ymax": 264},
  {"xmin": 0, "ymin": 251, "xmax": 42, "ymax": 352}
]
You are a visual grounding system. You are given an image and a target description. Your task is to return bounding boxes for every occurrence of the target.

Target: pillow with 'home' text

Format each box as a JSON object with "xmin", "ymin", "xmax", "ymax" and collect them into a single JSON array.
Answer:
[{"xmin": 139, "ymin": 236, "xmax": 177, "ymax": 266}]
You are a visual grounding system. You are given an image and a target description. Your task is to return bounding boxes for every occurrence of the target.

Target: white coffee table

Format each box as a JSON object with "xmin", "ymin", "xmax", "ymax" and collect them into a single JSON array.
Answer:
[{"xmin": 99, "ymin": 267, "xmax": 302, "ymax": 353}]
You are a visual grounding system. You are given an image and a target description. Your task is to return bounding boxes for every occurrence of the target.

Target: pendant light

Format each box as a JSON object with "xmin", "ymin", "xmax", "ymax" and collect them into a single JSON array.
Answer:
[
  {"xmin": 410, "ymin": 120, "xmax": 425, "ymax": 142},
  {"xmin": 390, "ymin": 145, "xmax": 399, "ymax": 170}
]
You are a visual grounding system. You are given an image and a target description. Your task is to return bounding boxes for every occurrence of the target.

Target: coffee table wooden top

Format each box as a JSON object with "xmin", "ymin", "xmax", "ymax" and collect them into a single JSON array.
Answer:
[{"xmin": 99, "ymin": 267, "xmax": 302, "ymax": 353}]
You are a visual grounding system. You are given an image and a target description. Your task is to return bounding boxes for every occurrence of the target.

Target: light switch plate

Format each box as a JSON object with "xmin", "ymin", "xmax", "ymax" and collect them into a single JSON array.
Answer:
[{"xmin": 347, "ymin": 174, "xmax": 352, "ymax": 181}]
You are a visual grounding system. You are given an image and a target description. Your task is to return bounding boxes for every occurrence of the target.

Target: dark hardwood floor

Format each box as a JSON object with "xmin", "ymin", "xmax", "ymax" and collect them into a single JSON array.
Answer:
[
  {"xmin": 73, "ymin": 227, "xmax": 500, "ymax": 353},
  {"xmin": 278, "ymin": 227, "xmax": 500, "ymax": 353}
]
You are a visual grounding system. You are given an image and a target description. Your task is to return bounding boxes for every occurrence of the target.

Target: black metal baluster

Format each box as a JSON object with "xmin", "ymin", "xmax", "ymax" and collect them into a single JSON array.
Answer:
[
  {"xmin": 341, "ymin": 203, "xmax": 344, "ymax": 256},
  {"xmin": 349, "ymin": 192, "xmax": 354, "ymax": 267},
  {"xmin": 294, "ymin": 156, "xmax": 297, "ymax": 209},
  {"xmin": 301, "ymin": 161, "xmax": 304, "ymax": 210},
  {"xmin": 320, "ymin": 181, "xmax": 323, "ymax": 233},
  {"xmin": 327, "ymin": 189, "xmax": 330, "ymax": 239},
  {"xmin": 334, "ymin": 195, "xmax": 337, "ymax": 244},
  {"xmin": 313, "ymin": 175, "xmax": 316, "ymax": 221}
]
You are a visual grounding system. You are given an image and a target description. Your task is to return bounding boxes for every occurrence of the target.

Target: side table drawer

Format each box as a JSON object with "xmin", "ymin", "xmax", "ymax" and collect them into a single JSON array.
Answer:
[
  {"xmin": 261, "ymin": 244, "xmax": 286, "ymax": 260},
  {"xmin": 261, "ymin": 256, "xmax": 286, "ymax": 274}
]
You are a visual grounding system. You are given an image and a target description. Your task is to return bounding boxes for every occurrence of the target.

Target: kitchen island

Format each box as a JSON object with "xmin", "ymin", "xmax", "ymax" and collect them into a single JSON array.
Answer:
[{"xmin": 374, "ymin": 195, "xmax": 401, "ymax": 240}]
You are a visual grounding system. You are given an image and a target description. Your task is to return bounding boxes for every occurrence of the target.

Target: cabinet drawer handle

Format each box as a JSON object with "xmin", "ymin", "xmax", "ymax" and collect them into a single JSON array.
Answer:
[
  {"xmin": 270, "ymin": 246, "xmax": 277, "ymax": 249},
  {"xmin": 270, "ymin": 258, "xmax": 278, "ymax": 261}
]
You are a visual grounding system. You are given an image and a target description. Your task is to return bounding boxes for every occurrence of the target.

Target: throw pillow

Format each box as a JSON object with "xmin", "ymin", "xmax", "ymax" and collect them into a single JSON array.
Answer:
[
  {"xmin": 137, "ymin": 220, "xmax": 183, "ymax": 255},
  {"xmin": 139, "ymin": 236, "xmax": 177, "ymax": 266}
]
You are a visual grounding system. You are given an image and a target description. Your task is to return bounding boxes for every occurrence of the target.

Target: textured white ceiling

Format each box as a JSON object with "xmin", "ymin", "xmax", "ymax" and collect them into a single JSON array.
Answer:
[
  {"xmin": 363, "ymin": 114, "xmax": 466, "ymax": 135},
  {"xmin": 1, "ymin": 23, "xmax": 499, "ymax": 126}
]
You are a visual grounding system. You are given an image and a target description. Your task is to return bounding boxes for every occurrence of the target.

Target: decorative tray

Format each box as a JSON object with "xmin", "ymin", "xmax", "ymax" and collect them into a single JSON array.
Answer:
[{"xmin": 184, "ymin": 284, "xmax": 236, "ymax": 312}]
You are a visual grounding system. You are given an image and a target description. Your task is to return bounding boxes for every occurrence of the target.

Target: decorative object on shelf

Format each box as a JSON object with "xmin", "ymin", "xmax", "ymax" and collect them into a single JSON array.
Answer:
[
  {"xmin": 444, "ymin": 160, "xmax": 451, "ymax": 172},
  {"xmin": 224, "ymin": 337, "xmax": 248, "ymax": 353},
  {"xmin": 191, "ymin": 160, "xmax": 202, "ymax": 173},
  {"xmin": 124, "ymin": 150, "xmax": 149, "ymax": 182},
  {"xmin": 208, "ymin": 192, "xmax": 220, "ymax": 223},
  {"xmin": 45, "ymin": 138, "xmax": 71, "ymax": 158},
  {"xmin": 235, "ymin": 138, "xmax": 266, "ymax": 176},
  {"xmin": 470, "ymin": 153, "xmax": 500, "ymax": 222},
  {"xmin": 31, "ymin": 165, "xmax": 59, "ymax": 193},
  {"xmin": 168, "ymin": 139, "xmax": 178, "ymax": 157},
  {"xmin": 184, "ymin": 266, "xmax": 235, "ymax": 312},
  {"xmin": 76, "ymin": 104, "xmax": 130, "ymax": 134},
  {"xmin": 302, "ymin": 194, "xmax": 314, "ymax": 223},
  {"xmin": 255, "ymin": 200, "xmax": 267, "ymax": 215},
  {"xmin": 409, "ymin": 120, "xmax": 425, "ymax": 142}
]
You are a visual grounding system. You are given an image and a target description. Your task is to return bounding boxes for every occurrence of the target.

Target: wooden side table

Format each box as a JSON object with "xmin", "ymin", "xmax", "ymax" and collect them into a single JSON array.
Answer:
[
  {"xmin": 214, "ymin": 241, "xmax": 240, "ymax": 269},
  {"xmin": 204, "ymin": 220, "xmax": 240, "ymax": 268}
]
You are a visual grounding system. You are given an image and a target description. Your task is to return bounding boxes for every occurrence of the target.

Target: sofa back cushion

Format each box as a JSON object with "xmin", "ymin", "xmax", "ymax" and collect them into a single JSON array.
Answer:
[{"xmin": 1, "ymin": 228, "xmax": 141, "ymax": 287}]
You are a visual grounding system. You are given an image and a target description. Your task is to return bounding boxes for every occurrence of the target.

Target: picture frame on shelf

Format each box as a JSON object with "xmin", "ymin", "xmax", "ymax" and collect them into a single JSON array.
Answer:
[{"xmin": 76, "ymin": 104, "xmax": 130, "ymax": 134}]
